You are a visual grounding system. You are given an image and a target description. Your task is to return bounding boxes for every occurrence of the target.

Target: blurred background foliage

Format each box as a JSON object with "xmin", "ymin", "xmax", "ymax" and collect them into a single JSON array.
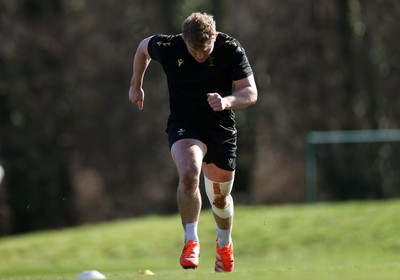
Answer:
[{"xmin": 1, "ymin": 0, "xmax": 400, "ymax": 235}]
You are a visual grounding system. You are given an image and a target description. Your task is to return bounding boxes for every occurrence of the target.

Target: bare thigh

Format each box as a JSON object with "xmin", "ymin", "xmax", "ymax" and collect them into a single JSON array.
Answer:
[
  {"xmin": 171, "ymin": 139, "xmax": 207, "ymax": 181},
  {"xmin": 202, "ymin": 162, "xmax": 234, "ymax": 182}
]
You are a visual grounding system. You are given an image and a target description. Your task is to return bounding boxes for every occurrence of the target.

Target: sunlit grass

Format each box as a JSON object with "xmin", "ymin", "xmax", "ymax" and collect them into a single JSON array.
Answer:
[{"xmin": 0, "ymin": 200, "xmax": 399, "ymax": 279}]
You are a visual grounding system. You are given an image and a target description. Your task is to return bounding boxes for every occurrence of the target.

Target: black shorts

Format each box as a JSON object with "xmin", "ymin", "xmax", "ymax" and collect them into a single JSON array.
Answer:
[{"xmin": 167, "ymin": 120, "xmax": 237, "ymax": 171}]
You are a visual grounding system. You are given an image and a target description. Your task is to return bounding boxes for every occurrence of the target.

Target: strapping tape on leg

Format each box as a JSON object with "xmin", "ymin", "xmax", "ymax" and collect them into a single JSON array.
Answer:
[{"xmin": 204, "ymin": 175, "xmax": 234, "ymax": 218}]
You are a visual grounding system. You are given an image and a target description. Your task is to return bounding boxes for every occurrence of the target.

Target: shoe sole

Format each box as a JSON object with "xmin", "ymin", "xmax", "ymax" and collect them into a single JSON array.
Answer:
[{"xmin": 182, "ymin": 265, "xmax": 198, "ymax": 269}]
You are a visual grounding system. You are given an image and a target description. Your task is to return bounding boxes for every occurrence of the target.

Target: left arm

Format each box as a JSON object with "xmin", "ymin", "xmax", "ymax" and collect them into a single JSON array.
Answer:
[{"xmin": 207, "ymin": 74, "xmax": 258, "ymax": 111}]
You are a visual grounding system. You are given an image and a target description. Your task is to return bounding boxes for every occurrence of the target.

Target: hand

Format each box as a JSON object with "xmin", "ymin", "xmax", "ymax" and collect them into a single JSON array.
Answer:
[
  {"xmin": 207, "ymin": 93, "xmax": 226, "ymax": 111},
  {"xmin": 129, "ymin": 86, "xmax": 144, "ymax": 110}
]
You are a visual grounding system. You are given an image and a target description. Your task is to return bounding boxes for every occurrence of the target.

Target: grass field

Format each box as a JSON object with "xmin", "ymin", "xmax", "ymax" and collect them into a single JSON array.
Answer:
[{"xmin": 0, "ymin": 200, "xmax": 399, "ymax": 279}]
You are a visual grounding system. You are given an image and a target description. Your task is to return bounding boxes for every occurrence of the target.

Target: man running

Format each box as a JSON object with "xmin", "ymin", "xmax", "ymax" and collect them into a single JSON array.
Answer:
[{"xmin": 129, "ymin": 12, "xmax": 257, "ymax": 272}]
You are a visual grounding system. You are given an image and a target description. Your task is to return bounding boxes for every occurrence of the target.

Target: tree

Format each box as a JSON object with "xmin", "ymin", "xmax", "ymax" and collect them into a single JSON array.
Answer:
[
  {"xmin": 1, "ymin": 0, "xmax": 400, "ymax": 235},
  {"xmin": 0, "ymin": 0, "xmax": 75, "ymax": 234}
]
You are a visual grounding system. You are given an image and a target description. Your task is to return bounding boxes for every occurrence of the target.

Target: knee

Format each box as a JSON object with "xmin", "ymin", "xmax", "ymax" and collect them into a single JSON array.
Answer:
[
  {"xmin": 211, "ymin": 194, "xmax": 234, "ymax": 219},
  {"xmin": 204, "ymin": 176, "xmax": 234, "ymax": 218},
  {"xmin": 213, "ymin": 195, "xmax": 232, "ymax": 209},
  {"xmin": 179, "ymin": 166, "xmax": 201, "ymax": 190}
]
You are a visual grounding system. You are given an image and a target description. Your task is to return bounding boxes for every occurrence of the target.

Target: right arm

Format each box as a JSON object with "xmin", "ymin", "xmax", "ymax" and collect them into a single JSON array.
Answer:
[{"xmin": 128, "ymin": 36, "xmax": 152, "ymax": 110}]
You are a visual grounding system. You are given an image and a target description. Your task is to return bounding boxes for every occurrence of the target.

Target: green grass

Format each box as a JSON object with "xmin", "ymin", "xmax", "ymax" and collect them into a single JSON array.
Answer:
[{"xmin": 0, "ymin": 200, "xmax": 399, "ymax": 279}]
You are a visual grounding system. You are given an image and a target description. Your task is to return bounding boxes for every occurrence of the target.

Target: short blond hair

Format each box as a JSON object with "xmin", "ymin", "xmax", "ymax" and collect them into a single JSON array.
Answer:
[{"xmin": 182, "ymin": 12, "xmax": 217, "ymax": 50}]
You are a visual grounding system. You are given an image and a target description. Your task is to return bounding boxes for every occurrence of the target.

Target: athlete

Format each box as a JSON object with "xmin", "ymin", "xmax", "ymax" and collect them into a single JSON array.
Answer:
[{"xmin": 128, "ymin": 12, "xmax": 257, "ymax": 272}]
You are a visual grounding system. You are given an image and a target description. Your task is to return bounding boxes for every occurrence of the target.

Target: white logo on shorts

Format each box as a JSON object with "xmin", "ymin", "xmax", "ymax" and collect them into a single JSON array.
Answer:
[{"xmin": 177, "ymin": 128, "xmax": 186, "ymax": 136}]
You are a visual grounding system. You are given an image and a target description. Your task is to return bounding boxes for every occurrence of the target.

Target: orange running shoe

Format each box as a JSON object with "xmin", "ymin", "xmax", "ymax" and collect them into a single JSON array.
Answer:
[
  {"xmin": 180, "ymin": 240, "xmax": 200, "ymax": 269},
  {"xmin": 215, "ymin": 242, "xmax": 234, "ymax": 272}
]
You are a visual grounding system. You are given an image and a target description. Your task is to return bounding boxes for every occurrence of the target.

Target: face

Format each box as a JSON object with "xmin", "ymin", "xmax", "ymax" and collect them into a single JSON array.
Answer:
[{"xmin": 185, "ymin": 40, "xmax": 215, "ymax": 63}]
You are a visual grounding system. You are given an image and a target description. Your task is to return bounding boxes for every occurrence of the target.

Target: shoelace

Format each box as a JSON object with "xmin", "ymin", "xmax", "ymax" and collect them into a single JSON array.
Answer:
[
  {"xmin": 217, "ymin": 246, "xmax": 234, "ymax": 264},
  {"xmin": 182, "ymin": 242, "xmax": 199, "ymax": 258}
]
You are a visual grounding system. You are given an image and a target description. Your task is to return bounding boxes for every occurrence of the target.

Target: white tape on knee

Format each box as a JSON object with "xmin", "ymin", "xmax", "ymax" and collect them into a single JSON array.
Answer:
[{"xmin": 204, "ymin": 175, "xmax": 234, "ymax": 219}]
